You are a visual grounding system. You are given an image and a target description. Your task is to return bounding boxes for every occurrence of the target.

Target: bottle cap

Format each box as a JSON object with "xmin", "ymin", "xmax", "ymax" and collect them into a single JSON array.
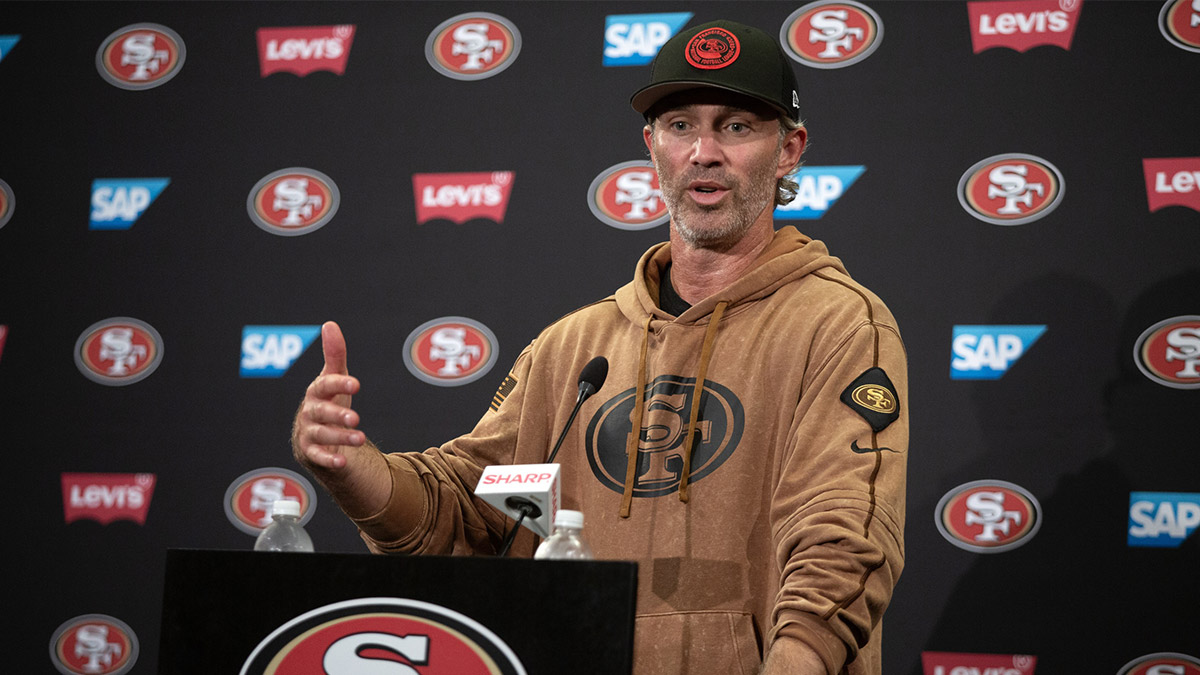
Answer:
[
  {"xmin": 271, "ymin": 499, "xmax": 302, "ymax": 518},
  {"xmin": 554, "ymin": 509, "xmax": 584, "ymax": 529}
]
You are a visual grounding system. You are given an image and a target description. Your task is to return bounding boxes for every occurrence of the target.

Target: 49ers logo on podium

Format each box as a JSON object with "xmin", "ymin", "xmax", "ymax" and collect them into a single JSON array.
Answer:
[
  {"xmin": 957, "ymin": 154, "xmax": 1064, "ymax": 226},
  {"xmin": 1117, "ymin": 652, "xmax": 1200, "ymax": 675},
  {"xmin": 403, "ymin": 317, "xmax": 499, "ymax": 387},
  {"xmin": 241, "ymin": 598, "xmax": 526, "ymax": 675},
  {"xmin": 588, "ymin": 160, "xmax": 668, "ymax": 230},
  {"xmin": 50, "ymin": 614, "xmax": 139, "ymax": 675},
  {"xmin": 425, "ymin": 13, "xmax": 521, "ymax": 80},
  {"xmin": 223, "ymin": 467, "xmax": 316, "ymax": 535},
  {"xmin": 74, "ymin": 317, "xmax": 164, "ymax": 386},
  {"xmin": 781, "ymin": 1, "xmax": 883, "ymax": 69},
  {"xmin": 95, "ymin": 23, "xmax": 185, "ymax": 90},
  {"xmin": 247, "ymin": 168, "xmax": 340, "ymax": 236}
]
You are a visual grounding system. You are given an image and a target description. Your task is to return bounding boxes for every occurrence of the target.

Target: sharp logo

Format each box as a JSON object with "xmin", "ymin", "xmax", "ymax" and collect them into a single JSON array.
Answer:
[
  {"xmin": 1159, "ymin": 0, "xmax": 1200, "ymax": 53},
  {"xmin": 241, "ymin": 598, "xmax": 526, "ymax": 675},
  {"xmin": 936, "ymin": 480, "xmax": 1042, "ymax": 553},
  {"xmin": 241, "ymin": 326, "xmax": 321, "ymax": 378},
  {"xmin": 247, "ymin": 167, "xmax": 340, "ymax": 236},
  {"xmin": 780, "ymin": 0, "xmax": 884, "ymax": 69},
  {"xmin": 603, "ymin": 13, "xmax": 692, "ymax": 66},
  {"xmin": 588, "ymin": 160, "xmax": 668, "ymax": 230},
  {"xmin": 89, "ymin": 178, "xmax": 169, "ymax": 230},
  {"xmin": 958, "ymin": 154, "xmax": 1064, "ymax": 225},
  {"xmin": 0, "ymin": 178, "xmax": 14, "ymax": 230},
  {"xmin": 95, "ymin": 23, "xmax": 185, "ymax": 90},
  {"xmin": 1134, "ymin": 316, "xmax": 1200, "ymax": 389},
  {"xmin": 922, "ymin": 651, "xmax": 1038, "ymax": 675},
  {"xmin": 224, "ymin": 467, "xmax": 316, "ymax": 535},
  {"xmin": 257, "ymin": 25, "xmax": 356, "ymax": 77},
  {"xmin": 951, "ymin": 325, "xmax": 1046, "ymax": 379},
  {"xmin": 74, "ymin": 317, "xmax": 164, "ymax": 386},
  {"xmin": 61, "ymin": 473, "xmax": 157, "ymax": 526},
  {"xmin": 1129, "ymin": 492, "xmax": 1200, "ymax": 548},
  {"xmin": 968, "ymin": 0, "xmax": 1083, "ymax": 53},
  {"xmin": 0, "ymin": 35, "xmax": 19, "ymax": 63},
  {"xmin": 403, "ymin": 316, "xmax": 499, "ymax": 387},
  {"xmin": 1143, "ymin": 157, "xmax": 1200, "ymax": 213},
  {"xmin": 50, "ymin": 614, "xmax": 139, "ymax": 675},
  {"xmin": 774, "ymin": 166, "xmax": 865, "ymax": 219},
  {"xmin": 426, "ymin": 12, "xmax": 521, "ymax": 81},
  {"xmin": 413, "ymin": 171, "xmax": 515, "ymax": 225},
  {"xmin": 1117, "ymin": 653, "xmax": 1200, "ymax": 675}
]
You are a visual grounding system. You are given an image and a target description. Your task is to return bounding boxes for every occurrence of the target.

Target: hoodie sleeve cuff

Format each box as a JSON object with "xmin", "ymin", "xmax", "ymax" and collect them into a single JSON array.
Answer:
[
  {"xmin": 770, "ymin": 610, "xmax": 848, "ymax": 675},
  {"xmin": 349, "ymin": 453, "xmax": 426, "ymax": 551}
]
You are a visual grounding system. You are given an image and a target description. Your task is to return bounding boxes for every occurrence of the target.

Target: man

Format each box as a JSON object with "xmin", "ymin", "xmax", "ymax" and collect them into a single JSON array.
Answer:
[{"xmin": 292, "ymin": 20, "xmax": 906, "ymax": 675}]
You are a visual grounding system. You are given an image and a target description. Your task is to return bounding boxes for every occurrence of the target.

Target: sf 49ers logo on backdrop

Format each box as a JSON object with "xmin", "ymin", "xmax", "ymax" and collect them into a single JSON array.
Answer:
[
  {"xmin": 403, "ymin": 317, "xmax": 499, "ymax": 387},
  {"xmin": 1159, "ymin": 0, "xmax": 1200, "ymax": 53},
  {"xmin": 425, "ymin": 12, "xmax": 521, "ymax": 80},
  {"xmin": 586, "ymin": 375, "xmax": 745, "ymax": 498},
  {"xmin": 74, "ymin": 317, "xmax": 164, "ymax": 386},
  {"xmin": 588, "ymin": 160, "xmax": 668, "ymax": 230},
  {"xmin": 0, "ymin": 177, "xmax": 13, "ymax": 229},
  {"xmin": 241, "ymin": 598, "xmax": 526, "ymax": 675},
  {"xmin": 936, "ymin": 479, "xmax": 1042, "ymax": 553},
  {"xmin": 958, "ymin": 153, "xmax": 1064, "ymax": 225},
  {"xmin": 968, "ymin": 0, "xmax": 1084, "ymax": 53},
  {"xmin": 1117, "ymin": 652, "xmax": 1200, "ymax": 675},
  {"xmin": 781, "ymin": 0, "xmax": 883, "ymax": 69},
  {"xmin": 413, "ymin": 171, "xmax": 515, "ymax": 224},
  {"xmin": 247, "ymin": 167, "xmax": 340, "ymax": 236},
  {"xmin": 1133, "ymin": 315, "xmax": 1200, "ymax": 389},
  {"xmin": 95, "ymin": 23, "xmax": 185, "ymax": 90},
  {"xmin": 224, "ymin": 467, "xmax": 316, "ymax": 535},
  {"xmin": 50, "ymin": 614, "xmax": 139, "ymax": 675},
  {"xmin": 256, "ymin": 25, "xmax": 356, "ymax": 77}
]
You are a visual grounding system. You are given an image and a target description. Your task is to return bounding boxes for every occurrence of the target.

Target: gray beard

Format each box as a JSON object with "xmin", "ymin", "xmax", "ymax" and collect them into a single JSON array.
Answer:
[{"xmin": 655, "ymin": 155, "xmax": 779, "ymax": 250}]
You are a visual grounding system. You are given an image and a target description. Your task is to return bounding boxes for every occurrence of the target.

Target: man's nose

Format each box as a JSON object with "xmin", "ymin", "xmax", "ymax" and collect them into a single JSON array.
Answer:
[{"xmin": 689, "ymin": 131, "xmax": 724, "ymax": 166}]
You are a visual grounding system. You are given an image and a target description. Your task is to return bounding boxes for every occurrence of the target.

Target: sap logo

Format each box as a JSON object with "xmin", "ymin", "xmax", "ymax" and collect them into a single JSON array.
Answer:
[
  {"xmin": 0, "ymin": 35, "xmax": 19, "ymax": 63},
  {"xmin": 950, "ymin": 325, "xmax": 1046, "ymax": 379},
  {"xmin": 1128, "ymin": 492, "xmax": 1200, "ymax": 548},
  {"xmin": 603, "ymin": 13, "xmax": 692, "ymax": 66},
  {"xmin": 240, "ymin": 326, "xmax": 321, "ymax": 377},
  {"xmin": 89, "ymin": 179, "xmax": 169, "ymax": 230},
  {"xmin": 774, "ymin": 166, "xmax": 865, "ymax": 219}
]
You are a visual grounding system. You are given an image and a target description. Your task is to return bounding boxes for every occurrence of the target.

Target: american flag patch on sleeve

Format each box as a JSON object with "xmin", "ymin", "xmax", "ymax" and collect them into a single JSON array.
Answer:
[{"xmin": 490, "ymin": 374, "xmax": 517, "ymax": 411}]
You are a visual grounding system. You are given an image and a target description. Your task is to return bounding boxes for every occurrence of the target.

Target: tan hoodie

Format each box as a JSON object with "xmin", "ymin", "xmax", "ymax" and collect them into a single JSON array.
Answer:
[{"xmin": 355, "ymin": 225, "xmax": 908, "ymax": 675}]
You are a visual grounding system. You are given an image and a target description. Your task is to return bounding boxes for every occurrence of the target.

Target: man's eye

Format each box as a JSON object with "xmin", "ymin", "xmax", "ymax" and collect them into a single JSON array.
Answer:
[
  {"xmin": 670, "ymin": 121, "xmax": 689, "ymax": 131},
  {"xmin": 728, "ymin": 123, "xmax": 748, "ymax": 133}
]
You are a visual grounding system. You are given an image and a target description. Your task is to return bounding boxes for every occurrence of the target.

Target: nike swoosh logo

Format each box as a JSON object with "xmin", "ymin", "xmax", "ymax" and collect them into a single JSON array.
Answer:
[{"xmin": 851, "ymin": 440, "xmax": 896, "ymax": 454}]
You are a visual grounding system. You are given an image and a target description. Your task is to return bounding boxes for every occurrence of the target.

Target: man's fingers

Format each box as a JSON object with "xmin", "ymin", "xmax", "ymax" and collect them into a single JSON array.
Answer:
[
  {"xmin": 307, "ymin": 373, "xmax": 360, "ymax": 400},
  {"xmin": 303, "ymin": 399, "xmax": 360, "ymax": 428},
  {"xmin": 321, "ymin": 321, "xmax": 350, "ymax": 376}
]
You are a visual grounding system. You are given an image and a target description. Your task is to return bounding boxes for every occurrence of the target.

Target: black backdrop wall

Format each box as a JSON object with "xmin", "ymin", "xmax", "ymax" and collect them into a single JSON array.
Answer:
[{"xmin": 2, "ymin": 1, "xmax": 1198, "ymax": 673}]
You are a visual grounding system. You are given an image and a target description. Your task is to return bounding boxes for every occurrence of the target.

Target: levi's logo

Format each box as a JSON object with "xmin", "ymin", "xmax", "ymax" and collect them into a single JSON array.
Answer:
[
  {"xmin": 922, "ymin": 651, "xmax": 1038, "ymax": 675},
  {"xmin": 256, "ymin": 25, "xmax": 355, "ymax": 77},
  {"xmin": 62, "ymin": 473, "xmax": 157, "ymax": 525},
  {"xmin": 413, "ymin": 172, "xmax": 514, "ymax": 224},
  {"xmin": 1143, "ymin": 157, "xmax": 1200, "ymax": 213},
  {"xmin": 968, "ymin": 0, "xmax": 1083, "ymax": 53}
]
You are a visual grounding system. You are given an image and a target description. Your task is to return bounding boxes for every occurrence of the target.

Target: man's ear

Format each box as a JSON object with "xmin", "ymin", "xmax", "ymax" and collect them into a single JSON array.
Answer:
[
  {"xmin": 777, "ymin": 127, "xmax": 807, "ymax": 178},
  {"xmin": 643, "ymin": 124, "xmax": 654, "ymax": 159}
]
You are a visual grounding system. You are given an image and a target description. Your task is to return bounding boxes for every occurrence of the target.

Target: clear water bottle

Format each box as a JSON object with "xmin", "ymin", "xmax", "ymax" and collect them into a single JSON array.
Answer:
[
  {"xmin": 534, "ymin": 509, "xmax": 593, "ymax": 560},
  {"xmin": 254, "ymin": 499, "xmax": 314, "ymax": 552}
]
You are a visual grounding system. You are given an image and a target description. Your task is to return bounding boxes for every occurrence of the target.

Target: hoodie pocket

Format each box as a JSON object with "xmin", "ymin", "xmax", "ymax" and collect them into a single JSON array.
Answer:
[{"xmin": 634, "ymin": 610, "xmax": 762, "ymax": 675}]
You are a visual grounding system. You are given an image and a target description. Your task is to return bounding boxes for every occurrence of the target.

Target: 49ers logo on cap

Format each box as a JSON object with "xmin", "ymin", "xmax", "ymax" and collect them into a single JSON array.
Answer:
[
  {"xmin": 247, "ymin": 167, "xmax": 340, "ymax": 236},
  {"xmin": 74, "ymin": 317, "xmax": 163, "ymax": 386},
  {"xmin": 1134, "ymin": 316, "xmax": 1200, "ymax": 389},
  {"xmin": 685, "ymin": 27, "xmax": 740, "ymax": 69},
  {"xmin": 426, "ymin": 12, "xmax": 521, "ymax": 80},
  {"xmin": 936, "ymin": 480, "xmax": 1042, "ymax": 553},
  {"xmin": 50, "ymin": 614, "xmax": 139, "ymax": 675},
  {"xmin": 241, "ymin": 598, "xmax": 526, "ymax": 675},
  {"xmin": 223, "ymin": 467, "xmax": 316, "ymax": 535},
  {"xmin": 95, "ymin": 23, "xmax": 185, "ymax": 90},
  {"xmin": 0, "ymin": 178, "xmax": 13, "ymax": 230},
  {"xmin": 1160, "ymin": 0, "xmax": 1200, "ymax": 53},
  {"xmin": 782, "ymin": 1, "xmax": 883, "ymax": 69},
  {"xmin": 404, "ymin": 316, "xmax": 499, "ymax": 387},
  {"xmin": 958, "ymin": 153, "xmax": 1064, "ymax": 225},
  {"xmin": 588, "ymin": 160, "xmax": 668, "ymax": 230},
  {"xmin": 1117, "ymin": 653, "xmax": 1200, "ymax": 675}
]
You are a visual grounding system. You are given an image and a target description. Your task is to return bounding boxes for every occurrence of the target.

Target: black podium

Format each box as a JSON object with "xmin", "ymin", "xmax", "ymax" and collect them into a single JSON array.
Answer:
[{"xmin": 159, "ymin": 549, "xmax": 637, "ymax": 674}]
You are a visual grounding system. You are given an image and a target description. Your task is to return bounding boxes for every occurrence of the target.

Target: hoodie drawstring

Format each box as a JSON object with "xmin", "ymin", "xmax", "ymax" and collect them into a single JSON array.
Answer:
[{"xmin": 619, "ymin": 301, "xmax": 728, "ymax": 517}]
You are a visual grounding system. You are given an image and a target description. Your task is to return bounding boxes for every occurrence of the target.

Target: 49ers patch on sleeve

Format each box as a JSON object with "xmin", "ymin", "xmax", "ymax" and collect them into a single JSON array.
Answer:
[{"xmin": 840, "ymin": 367, "xmax": 900, "ymax": 432}]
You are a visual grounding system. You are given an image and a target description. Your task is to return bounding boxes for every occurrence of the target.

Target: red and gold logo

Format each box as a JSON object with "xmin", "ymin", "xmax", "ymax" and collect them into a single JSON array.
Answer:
[
  {"xmin": 957, "ymin": 154, "xmax": 1064, "ymax": 226},
  {"xmin": 587, "ymin": 160, "xmax": 668, "ymax": 230},
  {"xmin": 96, "ymin": 23, "xmax": 185, "ymax": 90},
  {"xmin": 223, "ymin": 467, "xmax": 317, "ymax": 535},
  {"xmin": 403, "ymin": 317, "xmax": 498, "ymax": 387},
  {"xmin": 781, "ymin": 1, "xmax": 883, "ymax": 69},
  {"xmin": 1117, "ymin": 652, "xmax": 1200, "ymax": 675},
  {"xmin": 426, "ymin": 13, "xmax": 521, "ymax": 80},
  {"xmin": 1134, "ymin": 316, "xmax": 1200, "ymax": 389},
  {"xmin": 247, "ymin": 168, "xmax": 340, "ymax": 236},
  {"xmin": 684, "ymin": 27, "xmax": 741, "ymax": 69},
  {"xmin": 1160, "ymin": 0, "xmax": 1200, "ymax": 52},
  {"xmin": 74, "ymin": 317, "xmax": 163, "ymax": 386},
  {"xmin": 51, "ymin": 614, "xmax": 139, "ymax": 675},
  {"xmin": 936, "ymin": 480, "xmax": 1042, "ymax": 553}
]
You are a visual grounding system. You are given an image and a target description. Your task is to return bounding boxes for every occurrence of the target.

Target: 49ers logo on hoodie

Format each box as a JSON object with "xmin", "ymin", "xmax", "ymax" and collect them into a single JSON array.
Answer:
[
  {"xmin": 96, "ymin": 23, "xmax": 185, "ymax": 90},
  {"xmin": 586, "ymin": 375, "xmax": 744, "ymax": 498},
  {"xmin": 425, "ymin": 13, "xmax": 521, "ymax": 80}
]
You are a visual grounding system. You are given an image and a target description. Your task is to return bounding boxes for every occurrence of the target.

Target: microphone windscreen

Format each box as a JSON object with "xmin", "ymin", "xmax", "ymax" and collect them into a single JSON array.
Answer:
[{"xmin": 578, "ymin": 356, "xmax": 608, "ymax": 393}]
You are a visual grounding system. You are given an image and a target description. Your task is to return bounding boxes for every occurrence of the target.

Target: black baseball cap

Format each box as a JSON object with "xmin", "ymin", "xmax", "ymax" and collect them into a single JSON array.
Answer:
[{"xmin": 630, "ymin": 20, "xmax": 801, "ymax": 123}]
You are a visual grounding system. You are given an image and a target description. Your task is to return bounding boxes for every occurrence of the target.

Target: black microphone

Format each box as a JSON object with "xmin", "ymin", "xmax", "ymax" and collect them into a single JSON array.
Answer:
[{"xmin": 547, "ymin": 356, "xmax": 608, "ymax": 464}]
